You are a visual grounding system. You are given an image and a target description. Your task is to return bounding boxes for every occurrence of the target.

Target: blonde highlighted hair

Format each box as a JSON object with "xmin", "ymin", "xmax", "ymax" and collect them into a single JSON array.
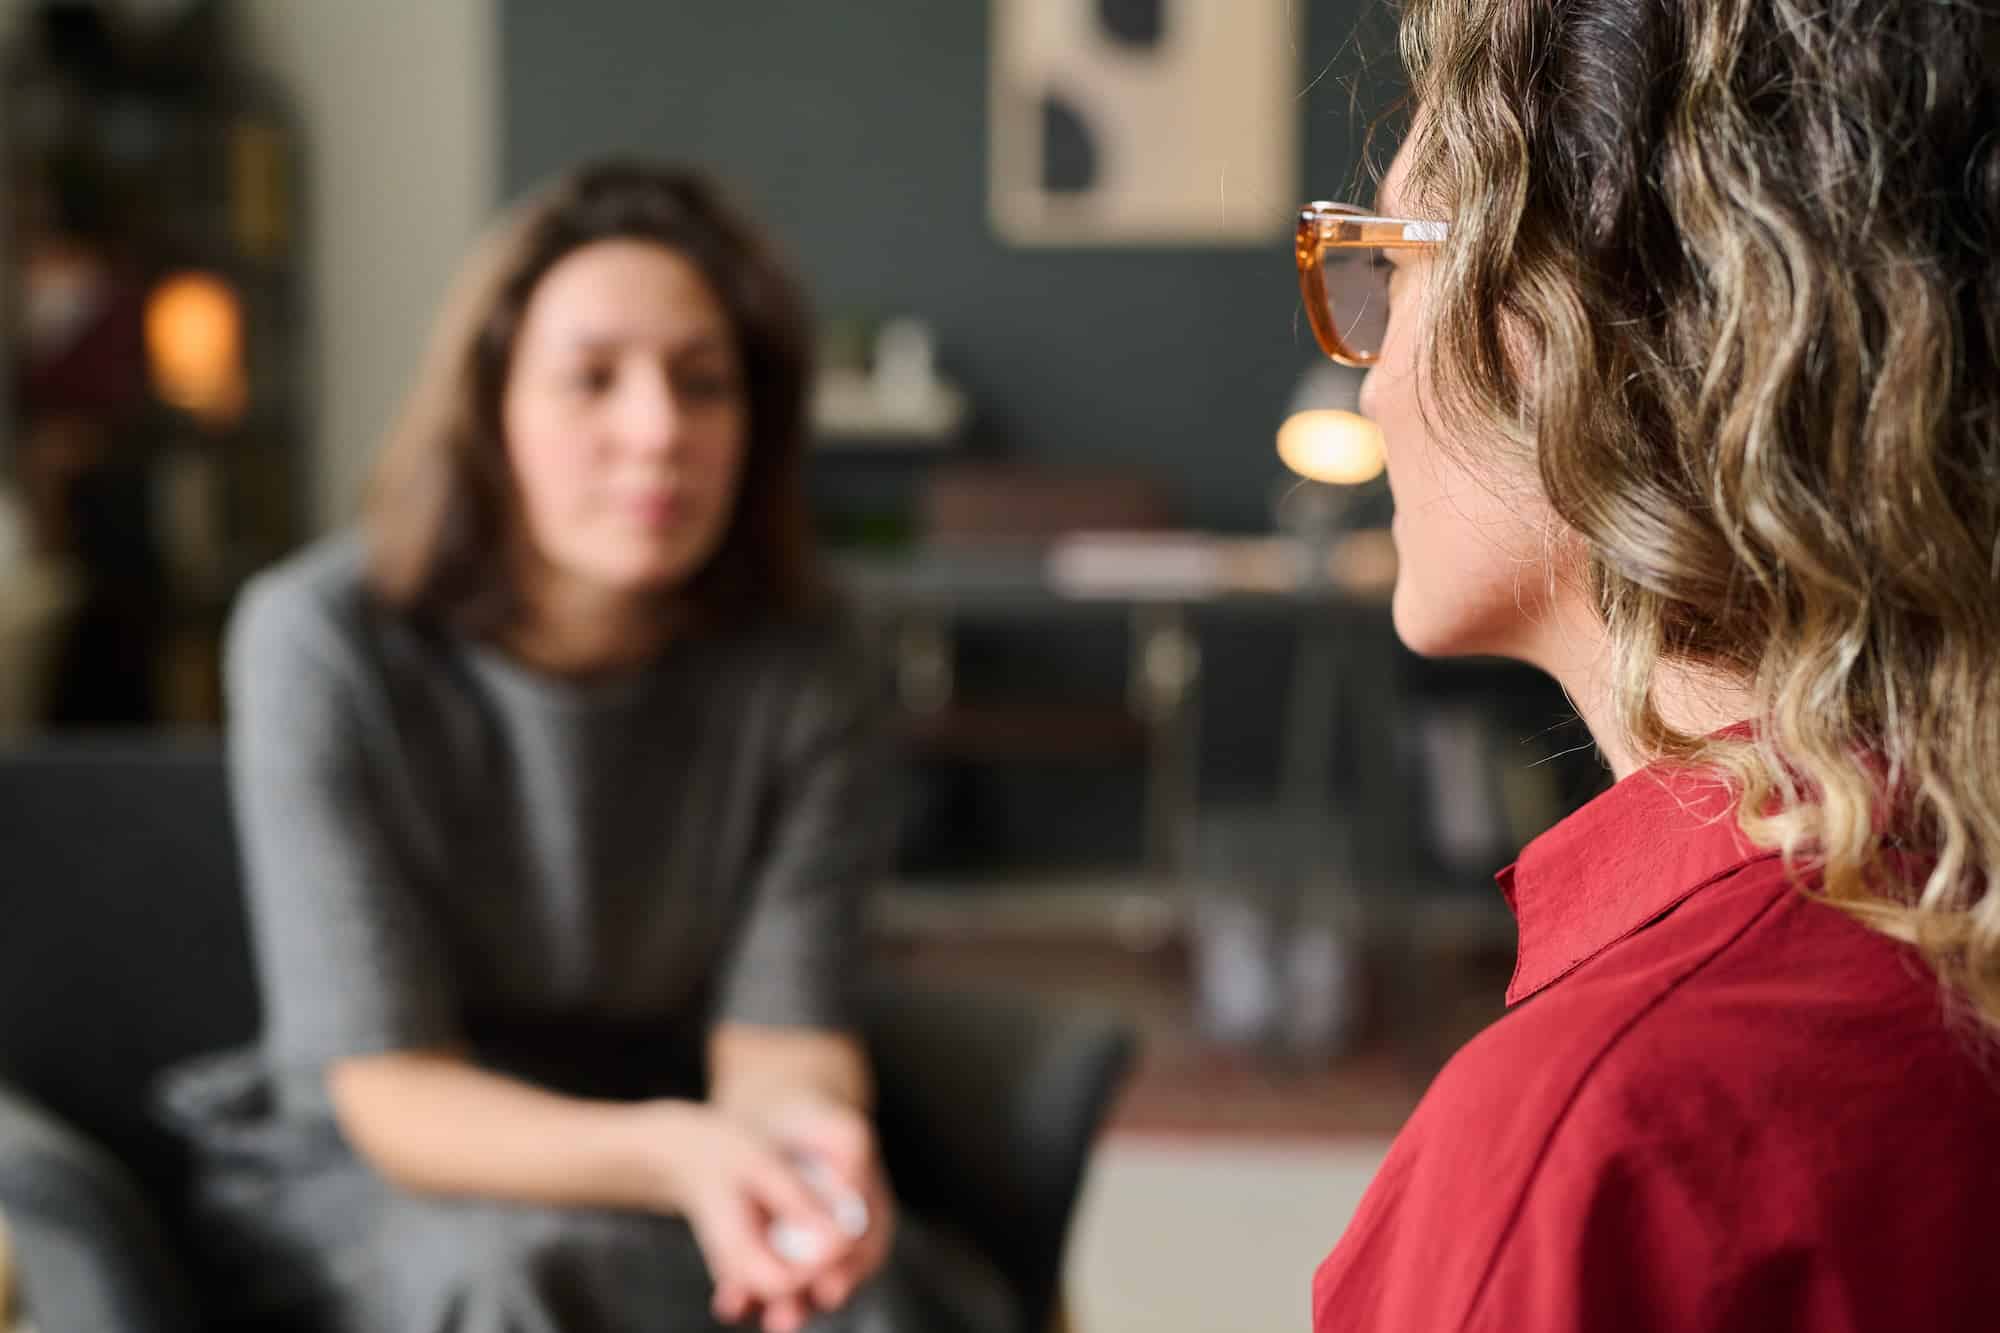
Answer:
[{"xmin": 1396, "ymin": 0, "xmax": 2000, "ymax": 1022}]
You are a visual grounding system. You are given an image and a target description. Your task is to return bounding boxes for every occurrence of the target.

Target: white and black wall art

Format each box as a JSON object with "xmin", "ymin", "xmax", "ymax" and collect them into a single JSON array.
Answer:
[{"xmin": 990, "ymin": 0, "xmax": 1301, "ymax": 246}]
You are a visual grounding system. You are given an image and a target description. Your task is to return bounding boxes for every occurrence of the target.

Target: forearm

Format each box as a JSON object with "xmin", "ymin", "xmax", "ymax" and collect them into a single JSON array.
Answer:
[
  {"xmin": 708, "ymin": 1024, "xmax": 872, "ymax": 1122},
  {"xmin": 328, "ymin": 1050, "xmax": 691, "ymax": 1212}
]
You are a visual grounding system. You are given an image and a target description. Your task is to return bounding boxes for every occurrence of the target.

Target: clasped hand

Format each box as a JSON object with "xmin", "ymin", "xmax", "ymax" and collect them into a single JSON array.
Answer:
[{"xmin": 665, "ymin": 1098, "xmax": 895, "ymax": 1332}]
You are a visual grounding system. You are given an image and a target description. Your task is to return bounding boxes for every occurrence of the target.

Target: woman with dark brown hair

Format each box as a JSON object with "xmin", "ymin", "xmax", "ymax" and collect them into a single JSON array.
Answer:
[
  {"xmin": 170, "ymin": 162, "xmax": 1008, "ymax": 1333},
  {"xmin": 1295, "ymin": 0, "xmax": 2000, "ymax": 1328}
]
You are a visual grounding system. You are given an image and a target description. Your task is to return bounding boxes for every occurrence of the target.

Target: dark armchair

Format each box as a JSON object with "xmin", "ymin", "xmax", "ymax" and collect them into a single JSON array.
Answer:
[{"xmin": 0, "ymin": 740, "xmax": 1135, "ymax": 1332}]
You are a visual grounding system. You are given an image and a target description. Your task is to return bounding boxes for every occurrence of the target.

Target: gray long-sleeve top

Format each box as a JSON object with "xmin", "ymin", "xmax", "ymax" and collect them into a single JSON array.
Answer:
[{"xmin": 225, "ymin": 538, "xmax": 894, "ymax": 1119}]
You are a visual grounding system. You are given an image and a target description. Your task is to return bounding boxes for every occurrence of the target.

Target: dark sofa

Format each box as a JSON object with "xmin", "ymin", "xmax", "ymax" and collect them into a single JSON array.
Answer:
[{"xmin": 0, "ymin": 739, "xmax": 1135, "ymax": 1332}]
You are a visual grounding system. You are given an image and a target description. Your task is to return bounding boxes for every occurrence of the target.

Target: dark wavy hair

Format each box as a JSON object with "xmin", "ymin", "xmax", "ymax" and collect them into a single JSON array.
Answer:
[
  {"xmin": 1396, "ymin": 0, "xmax": 2000, "ymax": 1022},
  {"xmin": 364, "ymin": 160, "xmax": 817, "ymax": 635}
]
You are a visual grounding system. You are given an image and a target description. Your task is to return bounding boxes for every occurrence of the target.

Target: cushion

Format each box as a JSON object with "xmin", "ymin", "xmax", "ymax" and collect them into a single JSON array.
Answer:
[{"xmin": 0, "ymin": 1083, "xmax": 195, "ymax": 1333}]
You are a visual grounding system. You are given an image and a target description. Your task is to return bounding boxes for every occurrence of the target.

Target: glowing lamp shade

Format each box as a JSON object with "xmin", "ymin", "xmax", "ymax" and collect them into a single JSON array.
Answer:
[
  {"xmin": 1277, "ymin": 409, "xmax": 1384, "ymax": 486},
  {"xmin": 145, "ymin": 271, "xmax": 247, "ymax": 427},
  {"xmin": 1278, "ymin": 361, "xmax": 1383, "ymax": 485}
]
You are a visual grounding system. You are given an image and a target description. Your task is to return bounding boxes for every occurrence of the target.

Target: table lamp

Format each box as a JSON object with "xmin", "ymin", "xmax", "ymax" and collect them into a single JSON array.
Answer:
[
  {"xmin": 145, "ymin": 270, "xmax": 248, "ymax": 429},
  {"xmin": 1274, "ymin": 361, "xmax": 1385, "ymax": 580}
]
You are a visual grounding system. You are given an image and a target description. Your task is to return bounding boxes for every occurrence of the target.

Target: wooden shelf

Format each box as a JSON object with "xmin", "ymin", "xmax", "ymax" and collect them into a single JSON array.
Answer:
[{"xmin": 901, "ymin": 702, "xmax": 1150, "ymax": 760}]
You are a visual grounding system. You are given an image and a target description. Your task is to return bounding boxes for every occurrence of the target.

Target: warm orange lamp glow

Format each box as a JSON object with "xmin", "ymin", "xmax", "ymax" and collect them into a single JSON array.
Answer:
[
  {"xmin": 1276, "ymin": 408, "xmax": 1386, "ymax": 486},
  {"xmin": 1277, "ymin": 361, "xmax": 1385, "ymax": 487},
  {"xmin": 145, "ymin": 271, "xmax": 247, "ymax": 427}
]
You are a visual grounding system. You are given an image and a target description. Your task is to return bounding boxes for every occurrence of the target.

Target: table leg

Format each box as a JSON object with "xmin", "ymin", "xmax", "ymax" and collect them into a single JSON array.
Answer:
[
  {"xmin": 1129, "ymin": 605, "xmax": 1200, "ymax": 879},
  {"xmin": 1281, "ymin": 613, "xmax": 1341, "ymax": 911},
  {"xmin": 893, "ymin": 611, "xmax": 954, "ymax": 717}
]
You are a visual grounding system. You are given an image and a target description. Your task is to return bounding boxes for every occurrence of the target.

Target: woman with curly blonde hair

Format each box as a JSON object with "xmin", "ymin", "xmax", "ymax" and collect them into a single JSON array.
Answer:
[{"xmin": 1298, "ymin": 0, "xmax": 2000, "ymax": 1327}]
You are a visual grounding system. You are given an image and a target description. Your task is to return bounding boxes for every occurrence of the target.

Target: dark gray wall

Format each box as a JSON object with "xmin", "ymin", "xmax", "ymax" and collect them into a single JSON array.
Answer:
[{"xmin": 501, "ymin": 0, "xmax": 1401, "ymax": 532}]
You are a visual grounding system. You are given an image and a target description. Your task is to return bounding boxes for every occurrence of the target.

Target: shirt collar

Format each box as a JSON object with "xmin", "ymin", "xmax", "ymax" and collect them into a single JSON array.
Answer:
[{"xmin": 1496, "ymin": 755, "xmax": 1778, "ymax": 1006}]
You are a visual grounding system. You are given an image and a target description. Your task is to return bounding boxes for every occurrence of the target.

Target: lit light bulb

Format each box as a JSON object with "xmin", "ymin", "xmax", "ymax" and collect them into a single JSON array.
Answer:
[
  {"xmin": 1276, "ymin": 409, "xmax": 1385, "ymax": 486},
  {"xmin": 145, "ymin": 271, "xmax": 247, "ymax": 427}
]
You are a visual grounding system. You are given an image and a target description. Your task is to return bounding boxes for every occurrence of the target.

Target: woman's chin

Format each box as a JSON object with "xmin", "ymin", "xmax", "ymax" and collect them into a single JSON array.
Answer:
[
  {"xmin": 1390, "ymin": 580, "xmax": 1439, "ymax": 657},
  {"xmin": 1391, "ymin": 579, "xmax": 1482, "ymax": 659},
  {"xmin": 593, "ymin": 534, "xmax": 723, "ymax": 594},
  {"xmin": 612, "ymin": 563, "xmax": 701, "ymax": 600}
]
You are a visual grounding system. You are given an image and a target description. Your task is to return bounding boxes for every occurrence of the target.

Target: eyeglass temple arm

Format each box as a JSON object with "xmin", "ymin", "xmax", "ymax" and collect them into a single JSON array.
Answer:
[{"xmin": 1299, "ymin": 209, "xmax": 1448, "ymax": 248}]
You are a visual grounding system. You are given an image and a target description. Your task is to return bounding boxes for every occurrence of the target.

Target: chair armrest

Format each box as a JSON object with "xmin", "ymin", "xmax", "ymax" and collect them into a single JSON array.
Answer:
[
  {"xmin": 0, "ymin": 1081, "xmax": 197, "ymax": 1333},
  {"xmin": 862, "ymin": 978, "xmax": 1137, "ymax": 1333}
]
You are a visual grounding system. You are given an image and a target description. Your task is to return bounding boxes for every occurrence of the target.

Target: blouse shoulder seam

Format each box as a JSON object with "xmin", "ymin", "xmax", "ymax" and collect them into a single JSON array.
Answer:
[{"xmin": 1456, "ymin": 880, "xmax": 1793, "ymax": 1332}]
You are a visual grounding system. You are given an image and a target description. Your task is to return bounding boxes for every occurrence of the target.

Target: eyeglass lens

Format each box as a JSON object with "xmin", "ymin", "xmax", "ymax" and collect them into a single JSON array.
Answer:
[{"xmin": 1320, "ymin": 245, "xmax": 1392, "ymax": 362}]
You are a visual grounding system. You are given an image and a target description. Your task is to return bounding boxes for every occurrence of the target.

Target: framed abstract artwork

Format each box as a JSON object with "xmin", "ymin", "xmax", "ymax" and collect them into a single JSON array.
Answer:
[{"xmin": 989, "ymin": 0, "xmax": 1301, "ymax": 246}]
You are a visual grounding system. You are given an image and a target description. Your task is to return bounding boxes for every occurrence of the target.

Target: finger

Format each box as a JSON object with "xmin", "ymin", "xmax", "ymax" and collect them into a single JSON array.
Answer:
[
  {"xmin": 711, "ymin": 1281, "xmax": 751, "ymax": 1325},
  {"xmin": 861, "ymin": 1233, "xmax": 894, "ymax": 1286},
  {"xmin": 790, "ymin": 1108, "xmax": 874, "ymax": 1175},
  {"xmin": 761, "ymin": 1293, "xmax": 810, "ymax": 1333},
  {"xmin": 808, "ymin": 1212, "xmax": 891, "ymax": 1315},
  {"xmin": 747, "ymin": 1152, "xmax": 841, "ymax": 1251},
  {"xmin": 843, "ymin": 1212, "xmax": 895, "ymax": 1291},
  {"xmin": 707, "ymin": 1199, "xmax": 800, "ymax": 1300},
  {"xmin": 864, "ymin": 1165, "xmax": 896, "ymax": 1227},
  {"xmin": 795, "ymin": 1156, "xmax": 870, "ymax": 1240},
  {"xmin": 811, "ymin": 1267, "xmax": 855, "ymax": 1311},
  {"xmin": 833, "ymin": 1170, "xmax": 892, "ymax": 1264}
]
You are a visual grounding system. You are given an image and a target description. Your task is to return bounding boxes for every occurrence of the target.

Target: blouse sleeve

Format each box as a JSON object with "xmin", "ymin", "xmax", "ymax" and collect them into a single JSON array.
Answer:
[
  {"xmin": 1465, "ymin": 1086, "xmax": 1818, "ymax": 1333},
  {"xmin": 225, "ymin": 576, "xmax": 460, "ymax": 1079},
  {"xmin": 713, "ymin": 622, "xmax": 896, "ymax": 1033}
]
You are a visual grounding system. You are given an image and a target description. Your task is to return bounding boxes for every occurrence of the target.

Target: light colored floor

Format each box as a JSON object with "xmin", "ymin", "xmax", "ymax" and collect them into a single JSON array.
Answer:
[{"xmin": 1064, "ymin": 1135, "xmax": 1389, "ymax": 1333}]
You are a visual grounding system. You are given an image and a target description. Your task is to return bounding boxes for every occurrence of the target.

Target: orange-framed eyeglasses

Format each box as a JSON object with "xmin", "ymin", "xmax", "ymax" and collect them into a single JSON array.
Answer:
[{"xmin": 1295, "ymin": 202, "xmax": 1448, "ymax": 367}]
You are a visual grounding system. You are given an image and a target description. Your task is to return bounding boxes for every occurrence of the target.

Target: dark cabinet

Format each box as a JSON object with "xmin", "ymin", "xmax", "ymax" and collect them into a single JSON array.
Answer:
[{"xmin": 2, "ymin": 0, "xmax": 304, "ymax": 728}]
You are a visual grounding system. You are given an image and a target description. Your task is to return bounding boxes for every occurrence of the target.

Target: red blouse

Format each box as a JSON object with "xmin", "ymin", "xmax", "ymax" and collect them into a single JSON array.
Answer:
[{"xmin": 1314, "ymin": 759, "xmax": 2000, "ymax": 1332}]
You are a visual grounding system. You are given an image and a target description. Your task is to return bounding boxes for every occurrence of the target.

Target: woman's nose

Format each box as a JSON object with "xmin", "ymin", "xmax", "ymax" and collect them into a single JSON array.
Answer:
[{"xmin": 616, "ymin": 370, "xmax": 681, "ymax": 455}]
